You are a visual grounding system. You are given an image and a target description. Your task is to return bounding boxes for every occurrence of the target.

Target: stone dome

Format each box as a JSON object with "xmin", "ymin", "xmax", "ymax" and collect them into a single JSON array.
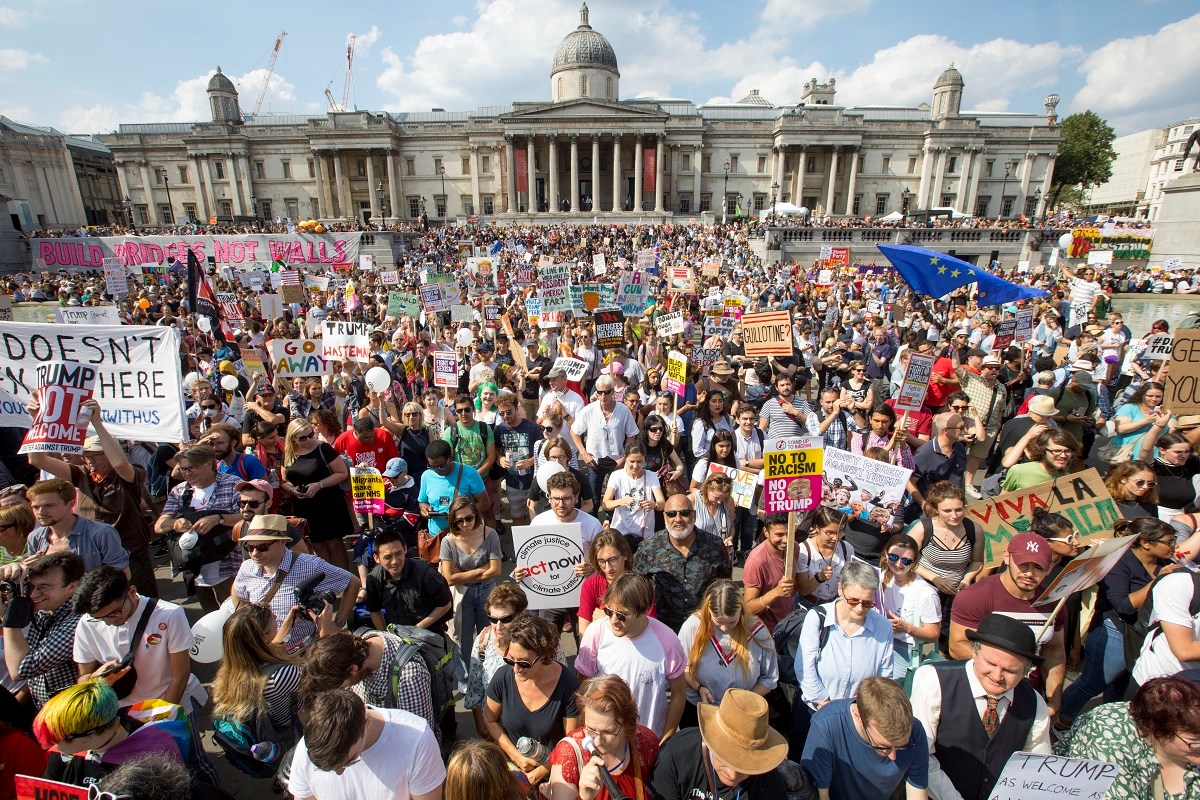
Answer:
[
  {"xmin": 934, "ymin": 63, "xmax": 964, "ymax": 89},
  {"xmin": 551, "ymin": 3, "xmax": 618, "ymax": 76},
  {"xmin": 735, "ymin": 89, "xmax": 773, "ymax": 107},
  {"xmin": 207, "ymin": 67, "xmax": 237, "ymax": 94}
]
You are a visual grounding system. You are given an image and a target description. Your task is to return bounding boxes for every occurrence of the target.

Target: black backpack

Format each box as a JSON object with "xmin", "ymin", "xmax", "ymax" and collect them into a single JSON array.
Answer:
[
  {"xmin": 773, "ymin": 604, "xmax": 832, "ymax": 686},
  {"xmin": 212, "ymin": 663, "xmax": 298, "ymax": 778},
  {"xmin": 1121, "ymin": 570, "xmax": 1200, "ymax": 669}
]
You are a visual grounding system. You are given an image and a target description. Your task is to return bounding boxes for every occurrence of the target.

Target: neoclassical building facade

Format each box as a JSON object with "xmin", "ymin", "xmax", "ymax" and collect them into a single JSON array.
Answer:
[{"xmin": 99, "ymin": 3, "xmax": 1060, "ymax": 227}]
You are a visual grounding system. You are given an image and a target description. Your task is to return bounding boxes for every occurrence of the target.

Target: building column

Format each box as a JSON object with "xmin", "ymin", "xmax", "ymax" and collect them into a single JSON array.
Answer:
[
  {"xmin": 1017, "ymin": 152, "xmax": 1034, "ymax": 215},
  {"xmin": 366, "ymin": 152, "xmax": 380, "ymax": 221},
  {"xmin": 633, "ymin": 135, "xmax": 644, "ymax": 212},
  {"xmin": 238, "ymin": 155, "xmax": 254, "ymax": 217},
  {"xmin": 332, "ymin": 152, "xmax": 347, "ymax": 219},
  {"xmin": 965, "ymin": 148, "xmax": 982, "ymax": 216},
  {"xmin": 917, "ymin": 144, "xmax": 933, "ymax": 210},
  {"xmin": 591, "ymin": 134, "xmax": 600, "ymax": 214},
  {"xmin": 192, "ymin": 156, "xmax": 209, "ymax": 220},
  {"xmin": 504, "ymin": 136, "xmax": 517, "ymax": 213},
  {"xmin": 844, "ymin": 147, "xmax": 859, "ymax": 216},
  {"xmin": 526, "ymin": 136, "xmax": 537, "ymax": 214},
  {"xmin": 824, "ymin": 146, "xmax": 840, "ymax": 215},
  {"xmin": 200, "ymin": 158, "xmax": 218, "ymax": 220},
  {"xmin": 313, "ymin": 153, "xmax": 331, "ymax": 219},
  {"xmin": 793, "ymin": 147, "xmax": 807, "ymax": 209},
  {"xmin": 138, "ymin": 163, "xmax": 159, "ymax": 224},
  {"xmin": 569, "ymin": 135, "xmax": 580, "ymax": 213},
  {"xmin": 611, "ymin": 134, "xmax": 622, "ymax": 212},
  {"xmin": 548, "ymin": 134, "xmax": 559, "ymax": 212},
  {"xmin": 225, "ymin": 157, "xmax": 243, "ymax": 217},
  {"xmin": 386, "ymin": 150, "xmax": 401, "ymax": 219},
  {"xmin": 957, "ymin": 149, "xmax": 974, "ymax": 214},
  {"xmin": 654, "ymin": 134, "xmax": 664, "ymax": 213},
  {"xmin": 470, "ymin": 146, "xmax": 482, "ymax": 217},
  {"xmin": 1037, "ymin": 155, "xmax": 1055, "ymax": 219},
  {"xmin": 692, "ymin": 144, "xmax": 702, "ymax": 214},
  {"xmin": 931, "ymin": 147, "xmax": 947, "ymax": 208}
]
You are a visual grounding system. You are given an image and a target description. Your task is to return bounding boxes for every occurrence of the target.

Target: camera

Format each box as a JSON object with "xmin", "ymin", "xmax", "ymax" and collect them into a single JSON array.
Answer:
[
  {"xmin": 0, "ymin": 579, "xmax": 21, "ymax": 600},
  {"xmin": 295, "ymin": 572, "xmax": 337, "ymax": 616},
  {"xmin": 295, "ymin": 484, "xmax": 309, "ymax": 496}
]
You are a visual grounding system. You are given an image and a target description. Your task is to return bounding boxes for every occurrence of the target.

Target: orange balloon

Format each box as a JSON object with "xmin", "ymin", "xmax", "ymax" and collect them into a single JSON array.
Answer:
[{"xmin": 138, "ymin": 298, "xmax": 150, "ymax": 310}]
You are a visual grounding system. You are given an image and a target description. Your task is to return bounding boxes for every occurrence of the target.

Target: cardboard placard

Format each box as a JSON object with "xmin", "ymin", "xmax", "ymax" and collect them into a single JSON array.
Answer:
[
  {"xmin": 538, "ymin": 262, "xmax": 572, "ymax": 313},
  {"xmin": 709, "ymin": 463, "xmax": 758, "ymax": 509},
  {"xmin": 552, "ymin": 357, "xmax": 590, "ymax": 382},
  {"xmin": 15, "ymin": 775, "xmax": 88, "ymax": 800},
  {"xmin": 259, "ymin": 293, "xmax": 283, "ymax": 320},
  {"xmin": 55, "ymin": 306, "xmax": 121, "ymax": 325},
  {"xmin": 656, "ymin": 311, "xmax": 685, "ymax": 337},
  {"xmin": 992, "ymin": 319, "xmax": 1017, "ymax": 351},
  {"xmin": 380, "ymin": 269, "xmax": 400, "ymax": 286},
  {"xmin": 892, "ymin": 353, "xmax": 935, "ymax": 412},
  {"xmin": 762, "ymin": 435, "xmax": 823, "ymax": 514},
  {"xmin": 1034, "ymin": 534, "xmax": 1138, "ymax": 607},
  {"xmin": 1014, "ymin": 310, "xmax": 1035, "ymax": 343},
  {"xmin": 690, "ymin": 348, "xmax": 722, "ymax": 368},
  {"xmin": 270, "ymin": 339, "xmax": 329, "ymax": 377},
  {"xmin": 741, "ymin": 310, "xmax": 794, "ymax": 358},
  {"xmin": 1146, "ymin": 333, "xmax": 1173, "ymax": 361},
  {"xmin": 451, "ymin": 304, "xmax": 475, "ymax": 323},
  {"xmin": 986, "ymin": 752, "xmax": 1118, "ymax": 800},
  {"xmin": 103, "ymin": 258, "xmax": 128, "ymax": 296},
  {"xmin": 433, "ymin": 351, "xmax": 458, "ymax": 388},
  {"xmin": 512, "ymin": 523, "xmax": 586, "ymax": 610},
  {"xmin": 668, "ymin": 266, "xmax": 695, "ymax": 293},
  {"xmin": 822, "ymin": 448, "xmax": 912, "ymax": 529},
  {"xmin": 321, "ymin": 320, "xmax": 372, "ymax": 363},
  {"xmin": 1164, "ymin": 329, "xmax": 1200, "ymax": 416},
  {"xmin": 701, "ymin": 262, "xmax": 720, "ymax": 278},
  {"xmin": 19, "ymin": 361, "xmax": 97, "ymax": 455},
  {"xmin": 593, "ymin": 253, "xmax": 607, "ymax": 276},
  {"xmin": 666, "ymin": 350, "xmax": 688, "ymax": 397},
  {"xmin": 594, "ymin": 309, "xmax": 626, "ymax": 350},
  {"xmin": 617, "ymin": 271, "xmax": 650, "ymax": 316},
  {"xmin": 351, "ymin": 467, "xmax": 385, "ymax": 514}
]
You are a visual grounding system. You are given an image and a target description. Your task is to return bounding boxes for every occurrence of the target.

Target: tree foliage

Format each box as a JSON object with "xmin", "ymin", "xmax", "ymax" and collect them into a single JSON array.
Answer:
[{"xmin": 1050, "ymin": 111, "xmax": 1117, "ymax": 206}]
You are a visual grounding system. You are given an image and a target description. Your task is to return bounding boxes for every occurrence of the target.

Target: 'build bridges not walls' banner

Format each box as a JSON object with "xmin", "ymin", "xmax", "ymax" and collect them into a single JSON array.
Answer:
[{"xmin": 31, "ymin": 233, "xmax": 364, "ymax": 269}]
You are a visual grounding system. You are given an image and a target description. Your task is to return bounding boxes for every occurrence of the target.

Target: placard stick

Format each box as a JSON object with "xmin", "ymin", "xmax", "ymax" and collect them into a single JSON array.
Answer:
[
  {"xmin": 784, "ymin": 511, "xmax": 797, "ymax": 577},
  {"xmin": 1035, "ymin": 595, "xmax": 1069, "ymax": 644}
]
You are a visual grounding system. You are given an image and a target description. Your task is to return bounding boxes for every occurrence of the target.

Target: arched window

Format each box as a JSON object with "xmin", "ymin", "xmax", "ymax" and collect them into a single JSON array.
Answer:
[
  {"xmin": 606, "ymin": 76, "xmax": 613, "ymax": 100},
  {"xmin": 581, "ymin": 74, "xmax": 589, "ymax": 97},
  {"xmin": 557, "ymin": 77, "xmax": 563, "ymax": 99}
]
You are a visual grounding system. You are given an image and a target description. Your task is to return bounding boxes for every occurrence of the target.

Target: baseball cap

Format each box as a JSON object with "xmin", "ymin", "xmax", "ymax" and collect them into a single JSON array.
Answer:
[
  {"xmin": 478, "ymin": 341, "xmax": 495, "ymax": 353},
  {"xmin": 547, "ymin": 365, "xmax": 567, "ymax": 379},
  {"xmin": 1008, "ymin": 532, "xmax": 1052, "ymax": 571},
  {"xmin": 235, "ymin": 478, "xmax": 274, "ymax": 499},
  {"xmin": 1070, "ymin": 360, "xmax": 1094, "ymax": 372},
  {"xmin": 981, "ymin": 355, "xmax": 1002, "ymax": 367},
  {"xmin": 383, "ymin": 457, "xmax": 408, "ymax": 478},
  {"xmin": 966, "ymin": 348, "xmax": 987, "ymax": 359}
]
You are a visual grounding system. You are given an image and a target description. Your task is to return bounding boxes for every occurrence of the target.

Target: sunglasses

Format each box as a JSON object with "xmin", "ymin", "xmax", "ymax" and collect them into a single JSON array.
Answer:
[
  {"xmin": 647, "ymin": 427, "xmax": 664, "ymax": 433},
  {"xmin": 887, "ymin": 553, "xmax": 914, "ymax": 567},
  {"xmin": 238, "ymin": 499, "xmax": 264, "ymax": 508},
  {"xmin": 456, "ymin": 407, "xmax": 474, "ymax": 414},
  {"xmin": 488, "ymin": 612, "xmax": 518, "ymax": 625},
  {"xmin": 603, "ymin": 607, "xmax": 631, "ymax": 623},
  {"xmin": 503, "ymin": 656, "xmax": 535, "ymax": 670},
  {"xmin": 596, "ymin": 389, "xmax": 613, "ymax": 396},
  {"xmin": 664, "ymin": 509, "xmax": 694, "ymax": 519},
  {"xmin": 950, "ymin": 404, "xmax": 969, "ymax": 411},
  {"xmin": 242, "ymin": 542, "xmax": 276, "ymax": 554},
  {"xmin": 542, "ymin": 425, "xmax": 557, "ymax": 433},
  {"xmin": 62, "ymin": 718, "xmax": 117, "ymax": 743},
  {"xmin": 453, "ymin": 514, "xmax": 476, "ymax": 526},
  {"xmin": 843, "ymin": 597, "xmax": 876, "ymax": 609},
  {"xmin": 295, "ymin": 433, "xmax": 315, "ymax": 443},
  {"xmin": 1132, "ymin": 479, "xmax": 1157, "ymax": 488}
]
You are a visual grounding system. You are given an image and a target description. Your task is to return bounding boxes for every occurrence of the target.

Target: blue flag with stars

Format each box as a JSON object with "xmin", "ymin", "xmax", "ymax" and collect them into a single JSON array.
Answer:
[{"xmin": 876, "ymin": 244, "xmax": 1049, "ymax": 307}]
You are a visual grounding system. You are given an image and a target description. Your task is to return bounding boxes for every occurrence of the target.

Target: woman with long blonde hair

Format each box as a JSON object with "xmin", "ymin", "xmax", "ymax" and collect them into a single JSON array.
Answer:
[
  {"xmin": 676, "ymin": 580, "xmax": 779, "ymax": 728},
  {"xmin": 282, "ymin": 417, "xmax": 353, "ymax": 570}
]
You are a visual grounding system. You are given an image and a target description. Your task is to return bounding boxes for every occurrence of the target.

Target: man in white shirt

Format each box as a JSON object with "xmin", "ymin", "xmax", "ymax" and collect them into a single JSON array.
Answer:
[
  {"xmin": 72, "ymin": 566, "xmax": 207, "ymax": 710},
  {"xmin": 1131, "ymin": 570, "xmax": 1200, "ymax": 685},
  {"xmin": 289, "ymin": 689, "xmax": 444, "ymax": 800},
  {"xmin": 910, "ymin": 613, "xmax": 1051, "ymax": 800},
  {"xmin": 528, "ymin": 471, "xmax": 603, "ymax": 551},
  {"xmin": 537, "ymin": 366, "xmax": 586, "ymax": 422}
]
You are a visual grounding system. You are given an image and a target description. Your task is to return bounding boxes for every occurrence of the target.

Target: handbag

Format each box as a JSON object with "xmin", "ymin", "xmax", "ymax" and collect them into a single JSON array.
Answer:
[
  {"xmin": 108, "ymin": 598, "xmax": 158, "ymax": 699},
  {"xmin": 419, "ymin": 464, "xmax": 464, "ymax": 564}
]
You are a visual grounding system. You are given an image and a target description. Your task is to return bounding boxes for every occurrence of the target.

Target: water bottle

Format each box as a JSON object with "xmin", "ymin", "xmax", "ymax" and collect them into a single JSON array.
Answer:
[
  {"xmin": 250, "ymin": 741, "xmax": 279, "ymax": 763},
  {"xmin": 516, "ymin": 736, "xmax": 549, "ymax": 764}
]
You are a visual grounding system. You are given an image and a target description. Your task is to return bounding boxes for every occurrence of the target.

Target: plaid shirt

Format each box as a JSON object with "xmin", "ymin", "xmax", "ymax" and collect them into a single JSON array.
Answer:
[
  {"xmin": 357, "ymin": 631, "xmax": 435, "ymax": 732},
  {"xmin": 19, "ymin": 604, "xmax": 83, "ymax": 707},
  {"xmin": 958, "ymin": 369, "xmax": 1006, "ymax": 435},
  {"xmin": 233, "ymin": 549, "xmax": 353, "ymax": 650},
  {"xmin": 808, "ymin": 408, "xmax": 860, "ymax": 451},
  {"xmin": 161, "ymin": 471, "xmax": 243, "ymax": 517}
]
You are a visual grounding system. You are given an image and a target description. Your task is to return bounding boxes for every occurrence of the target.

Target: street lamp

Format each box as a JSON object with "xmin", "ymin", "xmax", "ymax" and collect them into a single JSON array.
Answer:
[
  {"xmin": 902, "ymin": 186, "xmax": 912, "ymax": 221},
  {"xmin": 438, "ymin": 165, "xmax": 446, "ymax": 219},
  {"xmin": 722, "ymin": 160, "xmax": 730, "ymax": 224},
  {"xmin": 1032, "ymin": 187, "xmax": 1042, "ymax": 224},
  {"xmin": 161, "ymin": 170, "xmax": 175, "ymax": 226},
  {"xmin": 770, "ymin": 181, "xmax": 780, "ymax": 224},
  {"xmin": 122, "ymin": 195, "xmax": 135, "ymax": 231},
  {"xmin": 999, "ymin": 161, "xmax": 1011, "ymax": 219},
  {"xmin": 249, "ymin": 194, "xmax": 257, "ymax": 224}
]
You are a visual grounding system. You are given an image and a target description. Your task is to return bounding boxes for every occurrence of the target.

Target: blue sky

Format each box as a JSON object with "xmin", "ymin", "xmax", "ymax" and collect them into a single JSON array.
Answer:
[{"xmin": 1, "ymin": 0, "xmax": 1197, "ymax": 136}]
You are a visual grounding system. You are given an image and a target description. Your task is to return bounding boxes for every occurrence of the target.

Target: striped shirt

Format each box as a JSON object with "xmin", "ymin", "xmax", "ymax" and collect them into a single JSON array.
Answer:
[{"xmin": 759, "ymin": 395, "xmax": 815, "ymax": 439}]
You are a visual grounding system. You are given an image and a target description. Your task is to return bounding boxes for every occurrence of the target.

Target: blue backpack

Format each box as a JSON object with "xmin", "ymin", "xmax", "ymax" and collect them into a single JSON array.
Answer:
[{"xmin": 211, "ymin": 664, "xmax": 296, "ymax": 778}]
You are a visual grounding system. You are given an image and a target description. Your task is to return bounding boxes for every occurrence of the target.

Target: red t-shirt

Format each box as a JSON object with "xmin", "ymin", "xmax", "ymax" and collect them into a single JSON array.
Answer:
[
  {"xmin": 884, "ymin": 399, "xmax": 932, "ymax": 439},
  {"xmin": 578, "ymin": 572, "xmax": 656, "ymax": 623},
  {"xmin": 333, "ymin": 429, "xmax": 400, "ymax": 472},
  {"xmin": 924, "ymin": 357, "xmax": 956, "ymax": 410},
  {"xmin": 0, "ymin": 728, "xmax": 48, "ymax": 800},
  {"xmin": 549, "ymin": 725, "xmax": 659, "ymax": 799},
  {"xmin": 950, "ymin": 573, "xmax": 1065, "ymax": 651},
  {"xmin": 741, "ymin": 539, "xmax": 799, "ymax": 633}
]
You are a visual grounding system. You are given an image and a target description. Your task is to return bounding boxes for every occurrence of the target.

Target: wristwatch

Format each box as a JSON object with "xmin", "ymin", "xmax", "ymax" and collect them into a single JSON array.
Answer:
[{"xmin": 334, "ymin": 618, "xmax": 348, "ymax": 630}]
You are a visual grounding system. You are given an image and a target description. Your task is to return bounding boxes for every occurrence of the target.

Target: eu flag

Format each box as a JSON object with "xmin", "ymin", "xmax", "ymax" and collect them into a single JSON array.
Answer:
[{"xmin": 876, "ymin": 244, "xmax": 1049, "ymax": 307}]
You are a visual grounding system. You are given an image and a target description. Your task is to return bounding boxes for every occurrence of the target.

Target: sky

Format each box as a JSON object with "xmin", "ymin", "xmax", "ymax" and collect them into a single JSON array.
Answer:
[{"xmin": 1, "ymin": 0, "xmax": 1197, "ymax": 138}]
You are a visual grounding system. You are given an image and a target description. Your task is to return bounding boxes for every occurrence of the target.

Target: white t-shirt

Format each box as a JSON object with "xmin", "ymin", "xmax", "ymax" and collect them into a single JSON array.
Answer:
[
  {"xmin": 73, "ymin": 596, "xmax": 208, "ymax": 708},
  {"xmin": 606, "ymin": 470, "xmax": 661, "ymax": 540},
  {"xmin": 538, "ymin": 389, "xmax": 586, "ymax": 422},
  {"xmin": 531, "ymin": 509, "xmax": 603, "ymax": 552},
  {"xmin": 289, "ymin": 707, "xmax": 444, "ymax": 800},
  {"xmin": 571, "ymin": 402, "xmax": 639, "ymax": 461},
  {"xmin": 795, "ymin": 537, "xmax": 856, "ymax": 603},
  {"xmin": 878, "ymin": 576, "xmax": 941, "ymax": 646},
  {"xmin": 1132, "ymin": 572, "xmax": 1200, "ymax": 684}
]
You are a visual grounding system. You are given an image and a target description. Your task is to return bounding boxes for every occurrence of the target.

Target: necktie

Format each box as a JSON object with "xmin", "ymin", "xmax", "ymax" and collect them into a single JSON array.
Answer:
[{"xmin": 983, "ymin": 696, "xmax": 1000, "ymax": 739}]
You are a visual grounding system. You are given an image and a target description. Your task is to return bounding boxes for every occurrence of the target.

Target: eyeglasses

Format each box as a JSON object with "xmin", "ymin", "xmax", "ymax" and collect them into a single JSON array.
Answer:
[
  {"xmin": 488, "ymin": 612, "xmax": 518, "ymax": 625},
  {"xmin": 62, "ymin": 719, "xmax": 118, "ymax": 743},
  {"xmin": 549, "ymin": 495, "xmax": 575, "ymax": 505},
  {"xmin": 242, "ymin": 542, "xmax": 276, "ymax": 554},
  {"xmin": 453, "ymin": 514, "xmax": 477, "ymax": 526},
  {"xmin": 596, "ymin": 555, "xmax": 624, "ymax": 568},
  {"xmin": 863, "ymin": 725, "xmax": 901, "ymax": 756},
  {"xmin": 1174, "ymin": 733, "xmax": 1200, "ymax": 754},
  {"xmin": 1045, "ymin": 448, "xmax": 1072, "ymax": 457},
  {"xmin": 1132, "ymin": 479, "xmax": 1157, "ymax": 488},
  {"xmin": 584, "ymin": 724, "xmax": 623, "ymax": 739},
  {"xmin": 843, "ymin": 597, "xmax": 876, "ymax": 609},
  {"xmin": 96, "ymin": 595, "xmax": 131, "ymax": 621},
  {"xmin": 503, "ymin": 656, "xmax": 535, "ymax": 670},
  {"xmin": 887, "ymin": 553, "xmax": 914, "ymax": 567},
  {"xmin": 664, "ymin": 509, "xmax": 694, "ymax": 519},
  {"xmin": 603, "ymin": 607, "xmax": 632, "ymax": 623},
  {"xmin": 239, "ymin": 499, "xmax": 264, "ymax": 508}
]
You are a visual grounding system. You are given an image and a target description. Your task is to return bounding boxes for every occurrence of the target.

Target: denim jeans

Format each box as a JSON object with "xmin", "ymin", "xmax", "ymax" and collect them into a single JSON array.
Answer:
[
  {"xmin": 1060, "ymin": 617, "xmax": 1129, "ymax": 720},
  {"xmin": 458, "ymin": 582, "xmax": 493, "ymax": 676}
]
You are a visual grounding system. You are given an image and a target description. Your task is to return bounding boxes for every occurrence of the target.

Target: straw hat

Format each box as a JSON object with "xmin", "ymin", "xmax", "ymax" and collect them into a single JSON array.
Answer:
[{"xmin": 697, "ymin": 690, "xmax": 788, "ymax": 776}]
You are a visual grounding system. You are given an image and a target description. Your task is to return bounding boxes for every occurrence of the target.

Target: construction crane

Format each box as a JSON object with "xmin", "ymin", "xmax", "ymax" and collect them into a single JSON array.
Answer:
[
  {"xmin": 325, "ymin": 34, "xmax": 357, "ymax": 112},
  {"xmin": 251, "ymin": 30, "xmax": 287, "ymax": 117}
]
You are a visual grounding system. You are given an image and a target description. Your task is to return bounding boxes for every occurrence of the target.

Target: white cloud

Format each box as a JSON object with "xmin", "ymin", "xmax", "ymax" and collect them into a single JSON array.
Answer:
[
  {"xmin": 0, "ymin": 7, "xmax": 30, "ymax": 26},
  {"xmin": 1073, "ymin": 13, "xmax": 1200, "ymax": 133},
  {"xmin": 0, "ymin": 49, "xmax": 46, "ymax": 70},
  {"xmin": 58, "ymin": 68, "xmax": 309, "ymax": 134},
  {"xmin": 756, "ymin": 0, "xmax": 871, "ymax": 32},
  {"xmin": 452, "ymin": 15, "xmax": 467, "ymax": 26},
  {"xmin": 0, "ymin": 103, "xmax": 31, "ymax": 121},
  {"xmin": 349, "ymin": 25, "xmax": 381, "ymax": 51}
]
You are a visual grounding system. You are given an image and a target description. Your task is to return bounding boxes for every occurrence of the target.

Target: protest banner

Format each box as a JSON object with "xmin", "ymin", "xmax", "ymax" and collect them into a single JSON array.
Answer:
[
  {"xmin": 617, "ymin": 271, "xmax": 650, "ymax": 316},
  {"xmin": 483, "ymin": 304, "xmax": 500, "ymax": 330},
  {"xmin": 568, "ymin": 284, "xmax": 585, "ymax": 313},
  {"xmin": 594, "ymin": 309, "xmax": 626, "ymax": 350},
  {"xmin": 18, "ymin": 361, "xmax": 97, "ymax": 456},
  {"xmin": 358, "ymin": 254, "xmax": 376, "ymax": 271},
  {"xmin": 656, "ymin": 311, "xmax": 685, "ymax": 337},
  {"xmin": 304, "ymin": 273, "xmax": 330, "ymax": 292},
  {"xmin": 987, "ymin": 752, "xmax": 1118, "ymax": 800},
  {"xmin": 269, "ymin": 339, "xmax": 328, "ymax": 378},
  {"xmin": 465, "ymin": 256, "xmax": 499, "ymax": 297},
  {"xmin": 451, "ymin": 304, "xmax": 475, "ymax": 323},
  {"xmin": 433, "ymin": 352, "xmax": 458, "ymax": 388},
  {"xmin": 0, "ymin": 296, "xmax": 10, "ymax": 322},
  {"xmin": 538, "ymin": 255, "xmax": 554, "ymax": 267},
  {"xmin": 280, "ymin": 282, "xmax": 305, "ymax": 304},
  {"xmin": 241, "ymin": 349, "xmax": 266, "ymax": 380},
  {"xmin": 1164, "ymin": 329, "xmax": 1200, "ymax": 416},
  {"xmin": 741, "ymin": 310, "xmax": 793, "ymax": 358},
  {"xmin": 690, "ymin": 348, "xmax": 722, "ymax": 368},
  {"xmin": 420, "ymin": 284, "xmax": 450, "ymax": 313},
  {"xmin": 992, "ymin": 319, "xmax": 1017, "ymax": 351},
  {"xmin": 1014, "ymin": 309, "xmax": 1035, "ymax": 343},
  {"xmin": 702, "ymin": 262, "xmax": 720, "ymax": 278},
  {"xmin": 966, "ymin": 469, "xmax": 1119, "ymax": 567},
  {"xmin": 0, "ymin": 322, "xmax": 184, "ymax": 442},
  {"xmin": 762, "ymin": 436, "xmax": 823, "ymax": 514},
  {"xmin": 103, "ymin": 258, "xmax": 128, "ymax": 296},
  {"xmin": 704, "ymin": 314, "xmax": 736, "ymax": 338},
  {"xmin": 892, "ymin": 353, "xmax": 935, "ymax": 412},
  {"xmin": 15, "ymin": 775, "xmax": 88, "ymax": 800},
  {"xmin": 1034, "ymin": 533, "xmax": 1138, "ymax": 607},
  {"xmin": 593, "ymin": 253, "xmax": 607, "ymax": 276},
  {"xmin": 321, "ymin": 320, "xmax": 371, "ymax": 363},
  {"xmin": 821, "ymin": 447, "xmax": 912, "ymax": 528},
  {"xmin": 635, "ymin": 249, "xmax": 655, "ymax": 271},
  {"xmin": 512, "ymin": 523, "xmax": 586, "ymax": 611},
  {"xmin": 525, "ymin": 296, "xmax": 542, "ymax": 327},
  {"xmin": 259, "ymin": 293, "xmax": 283, "ymax": 320},
  {"xmin": 32, "ymin": 232, "xmax": 363, "ymax": 269},
  {"xmin": 516, "ymin": 266, "xmax": 535, "ymax": 285},
  {"xmin": 666, "ymin": 350, "xmax": 688, "ymax": 397},
  {"xmin": 215, "ymin": 292, "xmax": 243, "ymax": 324},
  {"xmin": 351, "ymin": 467, "xmax": 385, "ymax": 516},
  {"xmin": 386, "ymin": 291, "xmax": 404, "ymax": 319},
  {"xmin": 399, "ymin": 352, "xmax": 416, "ymax": 383},
  {"xmin": 379, "ymin": 269, "xmax": 400, "ymax": 286},
  {"xmin": 817, "ymin": 269, "xmax": 834, "ymax": 285},
  {"xmin": 55, "ymin": 306, "xmax": 121, "ymax": 325},
  {"xmin": 1086, "ymin": 250, "xmax": 1114, "ymax": 266},
  {"xmin": 668, "ymin": 266, "xmax": 695, "ymax": 293},
  {"xmin": 1146, "ymin": 333, "xmax": 1173, "ymax": 361},
  {"xmin": 552, "ymin": 356, "xmax": 590, "ymax": 382},
  {"xmin": 538, "ymin": 262, "xmax": 572, "ymax": 313},
  {"xmin": 709, "ymin": 463, "xmax": 759, "ymax": 510}
]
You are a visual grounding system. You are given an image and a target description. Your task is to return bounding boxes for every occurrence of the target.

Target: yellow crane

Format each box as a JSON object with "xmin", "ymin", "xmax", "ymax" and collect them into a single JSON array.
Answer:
[{"xmin": 251, "ymin": 30, "xmax": 287, "ymax": 117}]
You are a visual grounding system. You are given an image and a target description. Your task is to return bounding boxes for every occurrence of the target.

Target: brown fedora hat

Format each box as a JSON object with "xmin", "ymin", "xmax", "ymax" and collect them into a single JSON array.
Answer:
[{"xmin": 697, "ymin": 689, "xmax": 788, "ymax": 775}]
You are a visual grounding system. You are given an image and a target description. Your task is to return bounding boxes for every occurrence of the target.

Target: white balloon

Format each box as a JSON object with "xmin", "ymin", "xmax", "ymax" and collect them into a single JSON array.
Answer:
[
  {"xmin": 456, "ymin": 329, "xmax": 475, "ymax": 348},
  {"xmin": 365, "ymin": 366, "xmax": 392, "ymax": 393},
  {"xmin": 189, "ymin": 608, "xmax": 232, "ymax": 664},
  {"xmin": 536, "ymin": 460, "xmax": 566, "ymax": 493},
  {"xmin": 1058, "ymin": 233, "xmax": 1073, "ymax": 250},
  {"xmin": 220, "ymin": 374, "xmax": 239, "ymax": 391},
  {"xmin": 196, "ymin": 316, "xmax": 211, "ymax": 332},
  {"xmin": 183, "ymin": 372, "xmax": 200, "ymax": 387}
]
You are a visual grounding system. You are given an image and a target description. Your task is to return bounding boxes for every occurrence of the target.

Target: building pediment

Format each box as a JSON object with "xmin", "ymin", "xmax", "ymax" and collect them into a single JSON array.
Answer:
[{"xmin": 502, "ymin": 98, "xmax": 667, "ymax": 124}]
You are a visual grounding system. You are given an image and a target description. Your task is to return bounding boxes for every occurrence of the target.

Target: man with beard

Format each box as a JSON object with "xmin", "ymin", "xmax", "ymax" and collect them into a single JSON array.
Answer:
[
  {"xmin": 200, "ymin": 423, "xmax": 267, "ymax": 481},
  {"xmin": 24, "ymin": 399, "xmax": 153, "ymax": 596},
  {"xmin": 758, "ymin": 373, "xmax": 813, "ymax": 439},
  {"xmin": 633, "ymin": 493, "xmax": 730, "ymax": 632},
  {"xmin": 232, "ymin": 479, "xmax": 309, "ymax": 553}
]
